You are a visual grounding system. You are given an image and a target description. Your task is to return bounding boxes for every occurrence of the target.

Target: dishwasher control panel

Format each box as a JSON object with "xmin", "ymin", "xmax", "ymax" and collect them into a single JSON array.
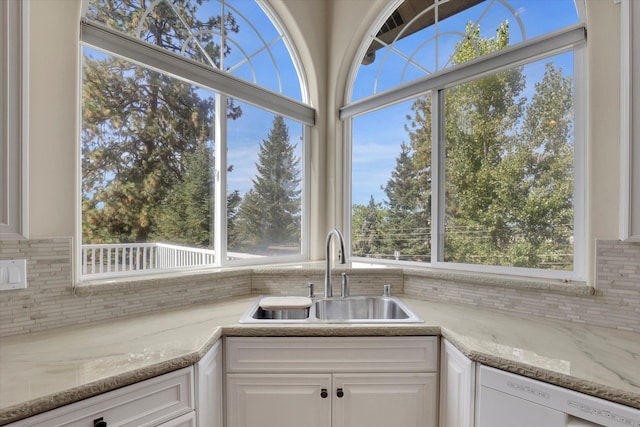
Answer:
[{"xmin": 478, "ymin": 366, "xmax": 640, "ymax": 427}]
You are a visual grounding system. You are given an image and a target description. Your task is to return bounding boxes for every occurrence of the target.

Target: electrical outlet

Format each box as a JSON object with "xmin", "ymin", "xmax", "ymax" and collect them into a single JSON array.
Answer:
[{"xmin": 0, "ymin": 259, "xmax": 27, "ymax": 290}]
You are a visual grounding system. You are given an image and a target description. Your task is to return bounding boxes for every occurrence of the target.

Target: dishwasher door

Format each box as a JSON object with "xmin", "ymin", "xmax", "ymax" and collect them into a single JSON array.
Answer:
[
  {"xmin": 477, "ymin": 385, "xmax": 568, "ymax": 427},
  {"xmin": 476, "ymin": 366, "xmax": 636, "ymax": 427}
]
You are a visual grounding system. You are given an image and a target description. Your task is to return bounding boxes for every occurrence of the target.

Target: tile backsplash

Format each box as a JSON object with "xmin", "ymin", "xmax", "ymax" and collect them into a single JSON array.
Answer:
[
  {"xmin": 0, "ymin": 238, "xmax": 638, "ymax": 337},
  {"xmin": 404, "ymin": 239, "xmax": 640, "ymax": 332}
]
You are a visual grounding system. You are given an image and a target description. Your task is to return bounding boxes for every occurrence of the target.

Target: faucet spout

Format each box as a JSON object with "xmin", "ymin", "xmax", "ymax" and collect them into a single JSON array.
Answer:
[{"xmin": 324, "ymin": 228, "xmax": 346, "ymax": 298}]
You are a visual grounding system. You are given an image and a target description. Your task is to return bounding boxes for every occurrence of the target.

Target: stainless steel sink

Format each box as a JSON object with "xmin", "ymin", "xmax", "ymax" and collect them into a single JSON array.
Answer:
[
  {"xmin": 239, "ymin": 295, "xmax": 423, "ymax": 324},
  {"xmin": 315, "ymin": 296, "xmax": 412, "ymax": 321},
  {"xmin": 250, "ymin": 306, "xmax": 310, "ymax": 320}
]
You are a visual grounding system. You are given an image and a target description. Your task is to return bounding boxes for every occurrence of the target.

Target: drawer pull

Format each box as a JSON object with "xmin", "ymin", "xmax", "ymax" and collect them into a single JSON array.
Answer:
[{"xmin": 93, "ymin": 417, "xmax": 107, "ymax": 427}]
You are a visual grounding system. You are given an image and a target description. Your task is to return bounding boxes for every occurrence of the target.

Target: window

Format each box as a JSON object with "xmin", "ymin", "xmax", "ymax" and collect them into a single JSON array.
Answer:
[
  {"xmin": 344, "ymin": 0, "xmax": 586, "ymax": 280},
  {"xmin": 80, "ymin": 0, "xmax": 312, "ymax": 278}
]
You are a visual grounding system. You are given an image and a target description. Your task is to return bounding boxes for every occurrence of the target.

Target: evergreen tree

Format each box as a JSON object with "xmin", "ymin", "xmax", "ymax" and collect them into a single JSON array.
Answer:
[
  {"xmin": 151, "ymin": 145, "xmax": 213, "ymax": 246},
  {"xmin": 403, "ymin": 94, "xmax": 434, "ymax": 260},
  {"xmin": 382, "ymin": 143, "xmax": 430, "ymax": 260},
  {"xmin": 352, "ymin": 196, "xmax": 384, "ymax": 257},
  {"xmin": 235, "ymin": 116, "xmax": 301, "ymax": 253},
  {"xmin": 150, "ymin": 144, "xmax": 243, "ymax": 250},
  {"xmin": 82, "ymin": 0, "xmax": 241, "ymax": 244}
]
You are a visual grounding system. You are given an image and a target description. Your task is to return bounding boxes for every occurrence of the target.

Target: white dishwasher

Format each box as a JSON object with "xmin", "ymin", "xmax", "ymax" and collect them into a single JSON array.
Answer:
[{"xmin": 476, "ymin": 365, "xmax": 640, "ymax": 427}]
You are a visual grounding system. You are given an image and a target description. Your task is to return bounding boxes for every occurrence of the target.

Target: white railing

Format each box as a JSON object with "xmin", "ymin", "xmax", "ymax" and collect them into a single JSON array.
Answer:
[{"xmin": 82, "ymin": 242, "xmax": 216, "ymax": 277}]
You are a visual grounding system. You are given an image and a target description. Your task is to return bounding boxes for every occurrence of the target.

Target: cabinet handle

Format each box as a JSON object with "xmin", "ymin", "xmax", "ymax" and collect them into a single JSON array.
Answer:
[
  {"xmin": 93, "ymin": 417, "xmax": 107, "ymax": 427},
  {"xmin": 336, "ymin": 388, "xmax": 344, "ymax": 398},
  {"xmin": 320, "ymin": 388, "xmax": 328, "ymax": 398}
]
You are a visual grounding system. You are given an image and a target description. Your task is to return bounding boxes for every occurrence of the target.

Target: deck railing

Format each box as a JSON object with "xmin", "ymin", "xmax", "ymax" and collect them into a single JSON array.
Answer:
[{"xmin": 81, "ymin": 242, "xmax": 218, "ymax": 277}]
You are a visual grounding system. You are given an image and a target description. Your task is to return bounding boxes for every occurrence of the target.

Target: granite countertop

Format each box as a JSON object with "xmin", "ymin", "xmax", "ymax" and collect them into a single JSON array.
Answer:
[{"xmin": 1, "ymin": 295, "xmax": 639, "ymax": 425}]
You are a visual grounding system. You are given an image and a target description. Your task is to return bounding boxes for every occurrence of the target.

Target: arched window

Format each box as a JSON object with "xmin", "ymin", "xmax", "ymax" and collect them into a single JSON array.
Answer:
[
  {"xmin": 80, "ymin": 0, "xmax": 312, "ymax": 279},
  {"xmin": 342, "ymin": 0, "xmax": 586, "ymax": 280}
]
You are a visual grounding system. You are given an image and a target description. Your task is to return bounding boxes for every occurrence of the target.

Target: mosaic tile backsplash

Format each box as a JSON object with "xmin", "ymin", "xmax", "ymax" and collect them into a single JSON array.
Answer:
[{"xmin": 0, "ymin": 238, "xmax": 638, "ymax": 337}]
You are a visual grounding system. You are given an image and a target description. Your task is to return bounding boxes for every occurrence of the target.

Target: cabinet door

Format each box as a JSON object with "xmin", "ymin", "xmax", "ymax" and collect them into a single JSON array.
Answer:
[
  {"xmin": 440, "ymin": 339, "xmax": 476, "ymax": 427},
  {"xmin": 332, "ymin": 373, "xmax": 438, "ymax": 427},
  {"xmin": 158, "ymin": 411, "xmax": 196, "ymax": 427},
  {"xmin": 195, "ymin": 341, "xmax": 221, "ymax": 427},
  {"xmin": 226, "ymin": 374, "xmax": 331, "ymax": 427}
]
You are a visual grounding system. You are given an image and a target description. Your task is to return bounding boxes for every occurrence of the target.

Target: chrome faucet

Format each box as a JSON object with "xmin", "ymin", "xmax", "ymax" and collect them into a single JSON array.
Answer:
[{"xmin": 324, "ymin": 228, "xmax": 346, "ymax": 298}]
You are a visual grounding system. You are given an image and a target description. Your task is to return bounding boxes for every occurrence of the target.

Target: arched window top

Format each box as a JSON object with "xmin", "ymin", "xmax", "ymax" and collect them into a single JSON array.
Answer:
[
  {"xmin": 83, "ymin": 0, "xmax": 306, "ymax": 103},
  {"xmin": 349, "ymin": 0, "xmax": 585, "ymax": 102}
]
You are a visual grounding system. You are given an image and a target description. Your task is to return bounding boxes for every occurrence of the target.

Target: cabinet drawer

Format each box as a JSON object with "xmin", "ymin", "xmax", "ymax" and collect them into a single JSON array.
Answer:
[
  {"xmin": 9, "ymin": 367, "xmax": 194, "ymax": 427},
  {"xmin": 225, "ymin": 336, "xmax": 438, "ymax": 373}
]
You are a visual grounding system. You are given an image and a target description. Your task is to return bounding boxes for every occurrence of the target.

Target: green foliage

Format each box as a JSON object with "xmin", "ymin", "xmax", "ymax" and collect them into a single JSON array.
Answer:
[
  {"xmin": 82, "ymin": 0, "xmax": 241, "ymax": 245},
  {"xmin": 356, "ymin": 21, "xmax": 575, "ymax": 270},
  {"xmin": 234, "ymin": 116, "xmax": 301, "ymax": 253},
  {"xmin": 352, "ymin": 196, "xmax": 385, "ymax": 257},
  {"xmin": 150, "ymin": 145, "xmax": 213, "ymax": 246},
  {"xmin": 382, "ymin": 143, "xmax": 431, "ymax": 260}
]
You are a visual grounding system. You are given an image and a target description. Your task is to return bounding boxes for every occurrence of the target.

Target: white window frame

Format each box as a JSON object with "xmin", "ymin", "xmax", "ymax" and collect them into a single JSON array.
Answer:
[
  {"xmin": 620, "ymin": 0, "xmax": 640, "ymax": 241},
  {"xmin": 342, "ymin": 10, "xmax": 587, "ymax": 281},
  {"xmin": 0, "ymin": 0, "xmax": 29, "ymax": 240}
]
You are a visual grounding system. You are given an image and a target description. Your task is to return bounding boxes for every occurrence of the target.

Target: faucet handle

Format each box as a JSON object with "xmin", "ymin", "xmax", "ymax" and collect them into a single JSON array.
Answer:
[
  {"xmin": 306, "ymin": 282, "xmax": 315, "ymax": 298},
  {"xmin": 341, "ymin": 273, "xmax": 349, "ymax": 298},
  {"xmin": 383, "ymin": 284, "xmax": 391, "ymax": 297}
]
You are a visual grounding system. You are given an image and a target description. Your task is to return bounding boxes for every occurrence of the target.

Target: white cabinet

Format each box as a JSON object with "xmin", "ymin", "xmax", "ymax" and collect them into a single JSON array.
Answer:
[
  {"xmin": 195, "ymin": 341, "xmax": 222, "ymax": 427},
  {"xmin": 7, "ymin": 368, "xmax": 195, "ymax": 427},
  {"xmin": 226, "ymin": 373, "xmax": 332, "ymax": 427},
  {"xmin": 224, "ymin": 336, "xmax": 439, "ymax": 427},
  {"xmin": 439, "ymin": 339, "xmax": 476, "ymax": 427},
  {"xmin": 332, "ymin": 373, "xmax": 436, "ymax": 427}
]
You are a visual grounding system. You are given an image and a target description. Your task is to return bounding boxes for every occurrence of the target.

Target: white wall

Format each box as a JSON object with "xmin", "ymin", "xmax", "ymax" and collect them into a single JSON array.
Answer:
[
  {"xmin": 28, "ymin": 0, "xmax": 79, "ymax": 237},
  {"xmin": 24, "ymin": 0, "xmax": 625, "ymax": 283}
]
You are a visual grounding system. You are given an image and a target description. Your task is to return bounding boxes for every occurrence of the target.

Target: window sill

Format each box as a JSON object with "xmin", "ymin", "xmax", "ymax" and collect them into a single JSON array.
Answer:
[
  {"xmin": 402, "ymin": 266, "xmax": 594, "ymax": 296},
  {"xmin": 74, "ymin": 260, "xmax": 594, "ymax": 298}
]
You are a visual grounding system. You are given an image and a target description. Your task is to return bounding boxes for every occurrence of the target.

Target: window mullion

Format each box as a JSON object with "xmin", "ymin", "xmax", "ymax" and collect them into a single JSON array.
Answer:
[
  {"xmin": 431, "ymin": 90, "xmax": 445, "ymax": 264},
  {"xmin": 214, "ymin": 93, "xmax": 228, "ymax": 266}
]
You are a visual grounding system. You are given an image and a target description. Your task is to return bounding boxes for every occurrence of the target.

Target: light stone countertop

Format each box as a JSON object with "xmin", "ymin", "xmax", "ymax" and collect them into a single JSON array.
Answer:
[{"xmin": 0, "ymin": 295, "xmax": 639, "ymax": 425}]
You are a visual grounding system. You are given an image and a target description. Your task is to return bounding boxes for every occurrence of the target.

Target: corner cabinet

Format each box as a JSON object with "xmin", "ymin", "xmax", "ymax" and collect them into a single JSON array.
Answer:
[
  {"xmin": 195, "ymin": 340, "xmax": 222, "ymax": 427},
  {"xmin": 439, "ymin": 339, "xmax": 476, "ymax": 427},
  {"xmin": 620, "ymin": 0, "xmax": 640, "ymax": 241},
  {"xmin": 224, "ymin": 336, "xmax": 439, "ymax": 427}
]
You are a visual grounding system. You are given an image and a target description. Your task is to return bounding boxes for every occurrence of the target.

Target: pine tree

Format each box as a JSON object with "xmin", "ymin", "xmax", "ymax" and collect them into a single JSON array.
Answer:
[
  {"xmin": 352, "ymin": 196, "xmax": 384, "ymax": 257},
  {"xmin": 151, "ymin": 144, "xmax": 213, "ymax": 247},
  {"xmin": 382, "ymin": 143, "xmax": 430, "ymax": 260},
  {"xmin": 82, "ymin": 0, "xmax": 241, "ymax": 244},
  {"xmin": 235, "ymin": 116, "xmax": 301, "ymax": 253}
]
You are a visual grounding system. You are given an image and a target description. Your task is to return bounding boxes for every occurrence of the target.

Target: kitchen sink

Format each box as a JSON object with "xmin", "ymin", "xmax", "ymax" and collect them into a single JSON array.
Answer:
[
  {"xmin": 239, "ymin": 295, "xmax": 423, "ymax": 324},
  {"xmin": 250, "ymin": 306, "xmax": 311, "ymax": 320},
  {"xmin": 314, "ymin": 296, "xmax": 412, "ymax": 320}
]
